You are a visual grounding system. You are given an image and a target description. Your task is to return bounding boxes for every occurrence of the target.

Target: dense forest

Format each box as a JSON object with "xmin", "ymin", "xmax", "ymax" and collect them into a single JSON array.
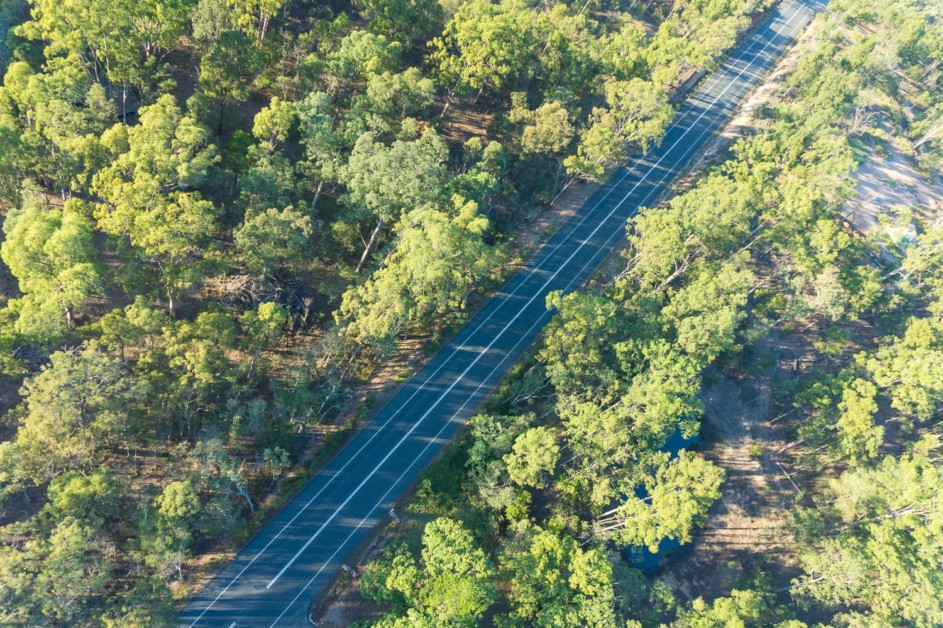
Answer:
[
  {"xmin": 340, "ymin": 0, "xmax": 943, "ymax": 626},
  {"xmin": 0, "ymin": 0, "xmax": 788, "ymax": 621}
]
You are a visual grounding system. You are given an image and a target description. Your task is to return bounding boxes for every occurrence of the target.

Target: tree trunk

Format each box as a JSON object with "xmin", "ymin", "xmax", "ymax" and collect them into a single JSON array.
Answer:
[
  {"xmin": 356, "ymin": 217, "xmax": 385, "ymax": 274},
  {"xmin": 217, "ymin": 101, "xmax": 226, "ymax": 135},
  {"xmin": 310, "ymin": 179, "xmax": 324, "ymax": 212},
  {"xmin": 441, "ymin": 85, "xmax": 455, "ymax": 117}
]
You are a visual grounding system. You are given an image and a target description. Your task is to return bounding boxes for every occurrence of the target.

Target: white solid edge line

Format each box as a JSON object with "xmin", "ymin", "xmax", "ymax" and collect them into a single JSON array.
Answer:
[
  {"xmin": 265, "ymin": 2, "xmax": 810, "ymax": 623},
  {"xmin": 189, "ymin": 1, "xmax": 808, "ymax": 624}
]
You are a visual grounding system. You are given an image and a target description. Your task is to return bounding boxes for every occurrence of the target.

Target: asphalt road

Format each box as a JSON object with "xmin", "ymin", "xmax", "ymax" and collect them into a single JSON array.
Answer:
[{"xmin": 180, "ymin": 1, "xmax": 820, "ymax": 625}]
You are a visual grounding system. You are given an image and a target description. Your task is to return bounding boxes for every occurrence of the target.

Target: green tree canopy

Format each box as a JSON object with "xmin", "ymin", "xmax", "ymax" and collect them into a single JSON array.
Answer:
[
  {"xmin": 1, "ymin": 191, "xmax": 103, "ymax": 342},
  {"xmin": 340, "ymin": 196, "xmax": 501, "ymax": 351}
]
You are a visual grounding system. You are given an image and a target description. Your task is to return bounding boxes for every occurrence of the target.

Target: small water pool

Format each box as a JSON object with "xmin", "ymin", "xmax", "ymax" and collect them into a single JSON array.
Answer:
[{"xmin": 624, "ymin": 426, "xmax": 701, "ymax": 570}]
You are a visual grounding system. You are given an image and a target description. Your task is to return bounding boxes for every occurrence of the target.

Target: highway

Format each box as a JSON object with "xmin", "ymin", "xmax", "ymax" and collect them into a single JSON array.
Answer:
[{"xmin": 180, "ymin": 1, "xmax": 820, "ymax": 624}]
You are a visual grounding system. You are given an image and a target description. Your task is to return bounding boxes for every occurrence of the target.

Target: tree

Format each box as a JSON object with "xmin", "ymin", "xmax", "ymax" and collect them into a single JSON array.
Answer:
[
  {"xmin": 660, "ymin": 261, "xmax": 752, "ymax": 366},
  {"xmin": 93, "ymin": 95, "xmax": 217, "ymax": 202},
  {"xmin": 566, "ymin": 79, "xmax": 673, "ymax": 181},
  {"xmin": 0, "ymin": 192, "xmax": 103, "ymax": 343},
  {"xmin": 504, "ymin": 426, "xmax": 560, "ymax": 489},
  {"xmin": 362, "ymin": 518, "xmax": 495, "ymax": 626},
  {"xmin": 509, "ymin": 96, "xmax": 575, "ymax": 157},
  {"xmin": 430, "ymin": 0, "xmax": 536, "ymax": 107},
  {"xmin": 0, "ymin": 62, "xmax": 116, "ymax": 195},
  {"xmin": 32, "ymin": 518, "xmax": 113, "ymax": 624},
  {"xmin": 92, "ymin": 95, "xmax": 219, "ymax": 311},
  {"xmin": 339, "ymin": 128, "xmax": 447, "ymax": 272},
  {"xmin": 356, "ymin": 0, "xmax": 443, "ymax": 43},
  {"xmin": 191, "ymin": 0, "xmax": 234, "ymax": 43},
  {"xmin": 540, "ymin": 291, "xmax": 619, "ymax": 399},
  {"xmin": 593, "ymin": 18, "xmax": 648, "ymax": 81},
  {"xmin": 339, "ymin": 196, "xmax": 501, "ymax": 351},
  {"xmin": 325, "ymin": 30, "xmax": 401, "ymax": 97},
  {"xmin": 835, "ymin": 377, "xmax": 883, "ymax": 464},
  {"xmin": 252, "ymin": 97, "xmax": 294, "ymax": 145},
  {"xmin": 199, "ymin": 30, "xmax": 263, "ymax": 132},
  {"xmin": 792, "ymin": 445, "xmax": 943, "ymax": 626},
  {"xmin": 645, "ymin": 0, "xmax": 750, "ymax": 87},
  {"xmin": 46, "ymin": 466, "xmax": 126, "ymax": 527},
  {"xmin": 623, "ymin": 173, "xmax": 757, "ymax": 291},
  {"xmin": 295, "ymin": 91, "xmax": 342, "ymax": 211},
  {"xmin": 238, "ymin": 140, "xmax": 298, "ymax": 214},
  {"xmin": 595, "ymin": 452, "xmax": 724, "ymax": 552},
  {"xmin": 867, "ymin": 317, "xmax": 943, "ymax": 425},
  {"xmin": 16, "ymin": 0, "xmax": 191, "ymax": 93},
  {"xmin": 240, "ymin": 302, "xmax": 289, "ymax": 375},
  {"xmin": 356, "ymin": 68, "xmax": 436, "ymax": 127},
  {"xmin": 233, "ymin": 206, "xmax": 314, "ymax": 280},
  {"xmin": 133, "ymin": 192, "xmax": 220, "ymax": 312},
  {"xmin": 229, "ymin": 0, "xmax": 285, "ymax": 41},
  {"xmin": 0, "ymin": 343, "xmax": 136, "ymax": 485},
  {"xmin": 619, "ymin": 339, "xmax": 704, "ymax": 448},
  {"xmin": 501, "ymin": 527, "xmax": 617, "ymax": 626},
  {"xmin": 99, "ymin": 576, "xmax": 175, "ymax": 627},
  {"xmin": 673, "ymin": 589, "xmax": 771, "ymax": 628}
]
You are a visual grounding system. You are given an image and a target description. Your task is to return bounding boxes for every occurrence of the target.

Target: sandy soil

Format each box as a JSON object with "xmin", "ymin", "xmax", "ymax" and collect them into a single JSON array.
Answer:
[{"xmin": 845, "ymin": 137, "xmax": 943, "ymax": 233}]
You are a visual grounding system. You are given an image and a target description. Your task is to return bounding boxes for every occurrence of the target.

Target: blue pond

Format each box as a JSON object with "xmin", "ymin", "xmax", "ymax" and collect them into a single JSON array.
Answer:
[{"xmin": 624, "ymin": 426, "xmax": 701, "ymax": 571}]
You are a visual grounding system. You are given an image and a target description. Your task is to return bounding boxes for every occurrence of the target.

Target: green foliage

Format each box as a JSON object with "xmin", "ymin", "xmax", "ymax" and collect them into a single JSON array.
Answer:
[
  {"xmin": 673, "ymin": 589, "xmax": 772, "ymax": 627},
  {"xmin": 565, "ymin": 79, "xmax": 673, "ymax": 180},
  {"xmin": 867, "ymin": 317, "xmax": 943, "ymax": 425},
  {"xmin": 599, "ymin": 452, "xmax": 724, "ymax": 552},
  {"xmin": 504, "ymin": 426, "xmax": 559, "ymax": 489},
  {"xmin": 363, "ymin": 518, "xmax": 496, "ymax": 625},
  {"xmin": 501, "ymin": 527, "xmax": 618, "ymax": 626},
  {"xmin": 431, "ymin": 0, "xmax": 536, "ymax": 96},
  {"xmin": 340, "ymin": 196, "xmax": 502, "ymax": 349},
  {"xmin": 792, "ymin": 444, "xmax": 943, "ymax": 626},
  {"xmin": 228, "ymin": 0, "xmax": 285, "ymax": 41},
  {"xmin": 16, "ymin": 0, "xmax": 190, "ymax": 90},
  {"xmin": 0, "ymin": 517, "xmax": 113, "ymax": 624},
  {"xmin": 234, "ymin": 206, "xmax": 314, "ymax": 279},
  {"xmin": 199, "ymin": 30, "xmax": 264, "ymax": 128},
  {"xmin": 0, "ymin": 343, "xmax": 136, "ymax": 486},
  {"xmin": 46, "ymin": 466, "xmax": 126, "ymax": 525},
  {"xmin": 356, "ymin": 0, "xmax": 443, "ymax": 43},
  {"xmin": 509, "ymin": 97, "xmax": 575, "ymax": 157},
  {"xmin": 0, "ymin": 189, "xmax": 102, "ymax": 343},
  {"xmin": 92, "ymin": 94, "xmax": 218, "ymax": 308}
]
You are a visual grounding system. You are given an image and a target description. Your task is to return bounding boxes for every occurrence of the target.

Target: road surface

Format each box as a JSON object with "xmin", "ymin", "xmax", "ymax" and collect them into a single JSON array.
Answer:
[{"xmin": 181, "ymin": 1, "xmax": 820, "ymax": 624}]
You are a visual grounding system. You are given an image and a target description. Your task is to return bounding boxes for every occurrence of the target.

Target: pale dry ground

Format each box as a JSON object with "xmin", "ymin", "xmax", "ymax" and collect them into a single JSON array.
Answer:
[{"xmin": 845, "ymin": 136, "xmax": 943, "ymax": 233}]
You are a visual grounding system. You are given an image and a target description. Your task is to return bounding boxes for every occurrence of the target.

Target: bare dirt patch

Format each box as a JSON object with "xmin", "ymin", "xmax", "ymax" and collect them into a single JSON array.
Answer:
[
  {"xmin": 845, "ymin": 137, "xmax": 943, "ymax": 234},
  {"xmin": 663, "ymin": 334, "xmax": 808, "ymax": 602}
]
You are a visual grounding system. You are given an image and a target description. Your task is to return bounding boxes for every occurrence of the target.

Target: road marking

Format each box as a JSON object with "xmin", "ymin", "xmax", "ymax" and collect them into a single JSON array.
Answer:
[
  {"xmin": 265, "ymin": 2, "xmax": 810, "ymax": 622},
  {"xmin": 188, "ymin": 2, "xmax": 810, "ymax": 623}
]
